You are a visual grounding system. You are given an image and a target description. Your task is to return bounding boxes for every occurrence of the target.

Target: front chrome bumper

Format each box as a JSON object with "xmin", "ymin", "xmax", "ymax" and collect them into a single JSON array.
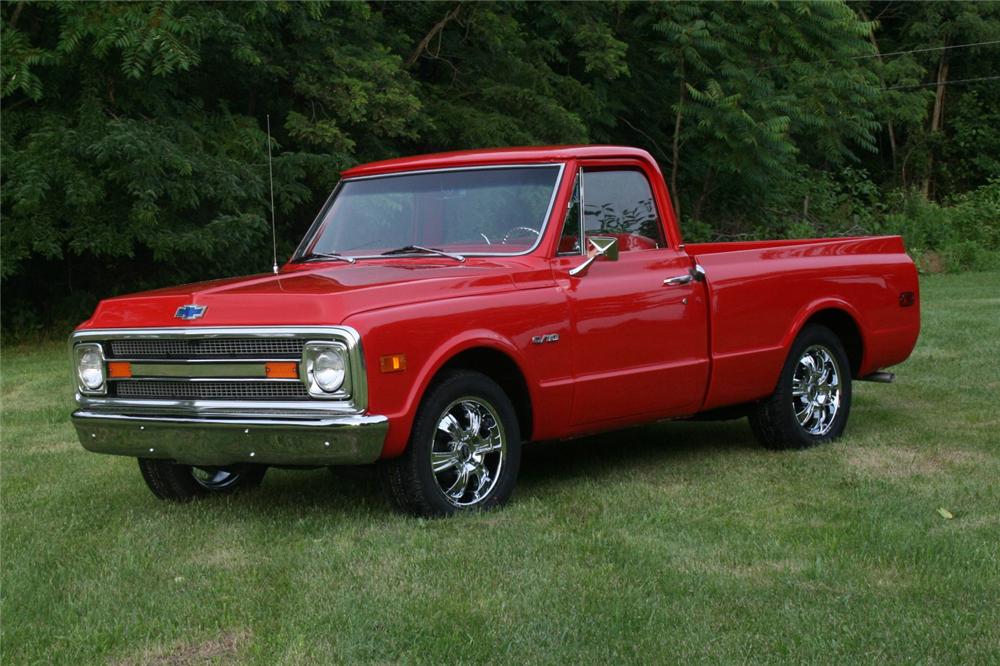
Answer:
[{"xmin": 71, "ymin": 411, "xmax": 388, "ymax": 466}]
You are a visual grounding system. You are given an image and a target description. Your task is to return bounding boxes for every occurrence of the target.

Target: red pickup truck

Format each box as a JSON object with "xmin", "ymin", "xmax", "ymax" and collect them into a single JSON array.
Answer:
[{"xmin": 70, "ymin": 146, "xmax": 920, "ymax": 515}]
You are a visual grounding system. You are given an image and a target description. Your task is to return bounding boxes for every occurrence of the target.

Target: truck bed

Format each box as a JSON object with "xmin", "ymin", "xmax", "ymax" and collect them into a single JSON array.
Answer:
[{"xmin": 685, "ymin": 236, "xmax": 920, "ymax": 411}]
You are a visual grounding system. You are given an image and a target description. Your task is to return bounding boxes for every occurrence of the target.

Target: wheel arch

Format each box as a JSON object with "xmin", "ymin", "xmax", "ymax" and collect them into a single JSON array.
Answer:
[
  {"xmin": 789, "ymin": 304, "xmax": 866, "ymax": 377},
  {"xmin": 384, "ymin": 332, "xmax": 536, "ymax": 458},
  {"xmin": 435, "ymin": 347, "xmax": 534, "ymax": 443}
]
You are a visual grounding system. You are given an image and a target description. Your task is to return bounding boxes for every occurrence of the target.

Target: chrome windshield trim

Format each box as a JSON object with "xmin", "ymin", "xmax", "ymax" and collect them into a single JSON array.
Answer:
[
  {"xmin": 69, "ymin": 326, "xmax": 367, "ymax": 415},
  {"xmin": 340, "ymin": 162, "xmax": 564, "ymax": 182},
  {"xmin": 291, "ymin": 163, "xmax": 566, "ymax": 261}
]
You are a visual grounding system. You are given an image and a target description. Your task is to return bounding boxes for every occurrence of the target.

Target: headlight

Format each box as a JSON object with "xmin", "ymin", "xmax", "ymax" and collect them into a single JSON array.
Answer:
[
  {"xmin": 301, "ymin": 342, "xmax": 348, "ymax": 397},
  {"xmin": 75, "ymin": 343, "xmax": 106, "ymax": 394},
  {"xmin": 314, "ymin": 350, "xmax": 345, "ymax": 392}
]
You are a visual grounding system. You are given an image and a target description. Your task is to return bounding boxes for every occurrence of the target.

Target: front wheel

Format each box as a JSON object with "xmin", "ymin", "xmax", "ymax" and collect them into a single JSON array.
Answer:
[
  {"xmin": 749, "ymin": 324, "xmax": 852, "ymax": 450},
  {"xmin": 380, "ymin": 370, "xmax": 522, "ymax": 517},
  {"xmin": 137, "ymin": 459, "xmax": 267, "ymax": 502}
]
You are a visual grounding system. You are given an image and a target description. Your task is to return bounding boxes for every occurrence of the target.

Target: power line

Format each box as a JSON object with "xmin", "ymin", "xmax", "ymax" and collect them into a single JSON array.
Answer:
[
  {"xmin": 859, "ymin": 39, "xmax": 1000, "ymax": 61},
  {"xmin": 761, "ymin": 38, "xmax": 1000, "ymax": 70},
  {"xmin": 884, "ymin": 75, "xmax": 1000, "ymax": 91}
]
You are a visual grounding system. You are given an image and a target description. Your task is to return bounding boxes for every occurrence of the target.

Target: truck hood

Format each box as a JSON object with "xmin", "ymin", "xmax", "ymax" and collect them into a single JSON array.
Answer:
[{"xmin": 80, "ymin": 261, "xmax": 522, "ymax": 329}]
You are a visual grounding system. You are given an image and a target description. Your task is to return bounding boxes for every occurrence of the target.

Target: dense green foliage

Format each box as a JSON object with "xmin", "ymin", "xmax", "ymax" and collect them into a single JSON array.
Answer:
[{"xmin": 2, "ymin": 1, "xmax": 999, "ymax": 334}]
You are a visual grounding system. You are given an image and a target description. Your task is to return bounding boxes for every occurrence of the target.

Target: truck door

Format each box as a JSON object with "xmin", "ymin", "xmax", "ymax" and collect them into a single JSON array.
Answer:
[{"xmin": 553, "ymin": 164, "xmax": 710, "ymax": 426}]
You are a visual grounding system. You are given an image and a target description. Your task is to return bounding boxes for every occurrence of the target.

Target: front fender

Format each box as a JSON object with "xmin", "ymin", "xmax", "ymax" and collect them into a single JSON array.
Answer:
[
  {"xmin": 343, "ymin": 286, "xmax": 571, "ymax": 458},
  {"xmin": 385, "ymin": 330, "xmax": 535, "ymax": 457}
]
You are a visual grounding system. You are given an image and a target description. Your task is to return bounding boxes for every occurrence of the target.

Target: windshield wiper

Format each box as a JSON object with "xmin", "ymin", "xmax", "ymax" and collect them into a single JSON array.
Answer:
[
  {"xmin": 299, "ymin": 251, "xmax": 356, "ymax": 264},
  {"xmin": 380, "ymin": 245, "xmax": 465, "ymax": 262}
]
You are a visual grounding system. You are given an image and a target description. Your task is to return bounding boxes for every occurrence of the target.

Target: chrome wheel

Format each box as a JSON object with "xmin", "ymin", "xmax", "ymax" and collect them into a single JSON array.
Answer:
[
  {"xmin": 430, "ymin": 397, "xmax": 507, "ymax": 507},
  {"xmin": 191, "ymin": 467, "xmax": 243, "ymax": 491},
  {"xmin": 792, "ymin": 345, "xmax": 842, "ymax": 436}
]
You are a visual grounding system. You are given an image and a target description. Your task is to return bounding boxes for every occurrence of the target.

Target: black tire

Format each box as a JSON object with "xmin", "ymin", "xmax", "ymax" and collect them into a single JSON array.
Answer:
[
  {"xmin": 380, "ymin": 370, "xmax": 522, "ymax": 517},
  {"xmin": 749, "ymin": 324, "xmax": 852, "ymax": 450},
  {"xmin": 137, "ymin": 459, "xmax": 267, "ymax": 502}
]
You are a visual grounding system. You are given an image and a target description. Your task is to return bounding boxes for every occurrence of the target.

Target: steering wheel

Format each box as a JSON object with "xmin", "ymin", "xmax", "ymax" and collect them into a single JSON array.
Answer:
[{"xmin": 501, "ymin": 226, "xmax": 541, "ymax": 245}]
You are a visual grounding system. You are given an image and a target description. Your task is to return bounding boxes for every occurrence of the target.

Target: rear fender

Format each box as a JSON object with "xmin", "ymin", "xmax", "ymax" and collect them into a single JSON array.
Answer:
[{"xmin": 781, "ymin": 298, "xmax": 868, "ymax": 374}]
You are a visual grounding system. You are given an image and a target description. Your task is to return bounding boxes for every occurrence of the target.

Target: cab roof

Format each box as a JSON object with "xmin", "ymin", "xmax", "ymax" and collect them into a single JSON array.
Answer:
[{"xmin": 340, "ymin": 145, "xmax": 656, "ymax": 179}]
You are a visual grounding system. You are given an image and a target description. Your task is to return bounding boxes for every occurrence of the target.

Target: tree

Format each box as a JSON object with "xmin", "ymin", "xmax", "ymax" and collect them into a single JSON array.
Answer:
[
  {"xmin": 860, "ymin": 1, "xmax": 1000, "ymax": 197},
  {"xmin": 609, "ymin": 2, "xmax": 881, "ymax": 230},
  {"xmin": 2, "ymin": 1, "xmax": 997, "ymax": 335}
]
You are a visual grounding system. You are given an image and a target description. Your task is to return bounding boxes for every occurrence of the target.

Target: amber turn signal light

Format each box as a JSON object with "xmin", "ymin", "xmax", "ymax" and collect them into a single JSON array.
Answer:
[
  {"xmin": 107, "ymin": 361, "xmax": 132, "ymax": 378},
  {"xmin": 380, "ymin": 354, "xmax": 407, "ymax": 373},
  {"xmin": 265, "ymin": 362, "xmax": 299, "ymax": 379}
]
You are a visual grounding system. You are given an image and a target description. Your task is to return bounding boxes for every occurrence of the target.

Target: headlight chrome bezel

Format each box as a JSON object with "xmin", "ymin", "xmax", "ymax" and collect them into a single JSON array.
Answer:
[
  {"xmin": 300, "ymin": 341, "xmax": 350, "ymax": 399},
  {"xmin": 75, "ymin": 342, "xmax": 107, "ymax": 395}
]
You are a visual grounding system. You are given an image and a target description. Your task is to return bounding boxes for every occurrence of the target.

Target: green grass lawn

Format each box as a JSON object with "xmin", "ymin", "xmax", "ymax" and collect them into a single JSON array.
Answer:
[{"xmin": 2, "ymin": 272, "xmax": 999, "ymax": 664}]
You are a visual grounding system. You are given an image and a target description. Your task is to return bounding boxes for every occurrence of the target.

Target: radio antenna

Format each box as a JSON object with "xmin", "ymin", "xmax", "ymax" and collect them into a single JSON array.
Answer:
[{"xmin": 266, "ymin": 114, "xmax": 279, "ymax": 274}]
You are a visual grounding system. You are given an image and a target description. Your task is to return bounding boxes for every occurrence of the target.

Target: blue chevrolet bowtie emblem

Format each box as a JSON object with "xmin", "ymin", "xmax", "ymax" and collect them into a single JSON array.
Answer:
[{"xmin": 175, "ymin": 304, "xmax": 207, "ymax": 320}]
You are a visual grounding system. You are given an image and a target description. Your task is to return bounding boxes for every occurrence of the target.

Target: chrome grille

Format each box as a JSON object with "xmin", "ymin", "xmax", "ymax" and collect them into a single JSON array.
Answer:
[
  {"xmin": 113, "ymin": 381, "xmax": 310, "ymax": 400},
  {"xmin": 108, "ymin": 338, "xmax": 304, "ymax": 359}
]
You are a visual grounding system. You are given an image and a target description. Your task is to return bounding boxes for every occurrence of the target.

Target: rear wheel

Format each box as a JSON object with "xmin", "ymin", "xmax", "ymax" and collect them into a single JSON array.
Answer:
[
  {"xmin": 380, "ymin": 370, "xmax": 522, "ymax": 517},
  {"xmin": 749, "ymin": 324, "xmax": 852, "ymax": 450},
  {"xmin": 137, "ymin": 459, "xmax": 267, "ymax": 502}
]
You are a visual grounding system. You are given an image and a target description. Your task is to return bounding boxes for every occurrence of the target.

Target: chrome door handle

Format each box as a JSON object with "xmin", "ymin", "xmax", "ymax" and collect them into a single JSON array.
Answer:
[{"xmin": 663, "ymin": 264, "xmax": 706, "ymax": 286}]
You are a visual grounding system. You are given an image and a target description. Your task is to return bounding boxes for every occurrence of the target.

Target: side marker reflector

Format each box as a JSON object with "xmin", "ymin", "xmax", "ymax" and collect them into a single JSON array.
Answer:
[{"xmin": 380, "ymin": 354, "xmax": 407, "ymax": 373}]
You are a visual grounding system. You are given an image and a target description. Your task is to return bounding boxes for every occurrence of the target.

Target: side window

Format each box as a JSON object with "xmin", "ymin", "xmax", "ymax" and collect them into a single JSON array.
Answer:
[
  {"xmin": 582, "ymin": 170, "xmax": 665, "ymax": 251},
  {"xmin": 557, "ymin": 171, "xmax": 582, "ymax": 255}
]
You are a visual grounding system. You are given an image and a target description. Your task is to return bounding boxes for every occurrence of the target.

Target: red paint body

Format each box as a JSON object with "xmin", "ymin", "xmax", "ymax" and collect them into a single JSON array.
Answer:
[{"xmin": 77, "ymin": 146, "xmax": 921, "ymax": 457}]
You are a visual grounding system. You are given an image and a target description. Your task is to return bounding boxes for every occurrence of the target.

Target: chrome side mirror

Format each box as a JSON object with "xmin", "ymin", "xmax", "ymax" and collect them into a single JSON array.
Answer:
[{"xmin": 569, "ymin": 236, "xmax": 619, "ymax": 277}]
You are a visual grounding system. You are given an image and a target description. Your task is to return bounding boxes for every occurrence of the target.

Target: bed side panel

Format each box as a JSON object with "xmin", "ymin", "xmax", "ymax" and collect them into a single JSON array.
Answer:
[{"xmin": 689, "ymin": 237, "xmax": 919, "ymax": 410}]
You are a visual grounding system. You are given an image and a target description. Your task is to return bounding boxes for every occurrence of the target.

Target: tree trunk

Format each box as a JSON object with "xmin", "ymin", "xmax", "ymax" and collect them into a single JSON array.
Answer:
[
  {"xmin": 922, "ymin": 55, "xmax": 949, "ymax": 199},
  {"xmin": 406, "ymin": 5, "xmax": 461, "ymax": 69},
  {"xmin": 670, "ymin": 67, "xmax": 685, "ymax": 223},
  {"xmin": 860, "ymin": 10, "xmax": 898, "ymax": 177},
  {"xmin": 693, "ymin": 168, "xmax": 714, "ymax": 221},
  {"xmin": 8, "ymin": 1, "xmax": 25, "ymax": 29}
]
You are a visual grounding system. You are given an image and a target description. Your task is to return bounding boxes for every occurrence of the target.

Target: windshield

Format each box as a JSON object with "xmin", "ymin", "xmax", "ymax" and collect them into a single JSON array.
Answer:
[{"xmin": 297, "ymin": 166, "xmax": 562, "ymax": 259}]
